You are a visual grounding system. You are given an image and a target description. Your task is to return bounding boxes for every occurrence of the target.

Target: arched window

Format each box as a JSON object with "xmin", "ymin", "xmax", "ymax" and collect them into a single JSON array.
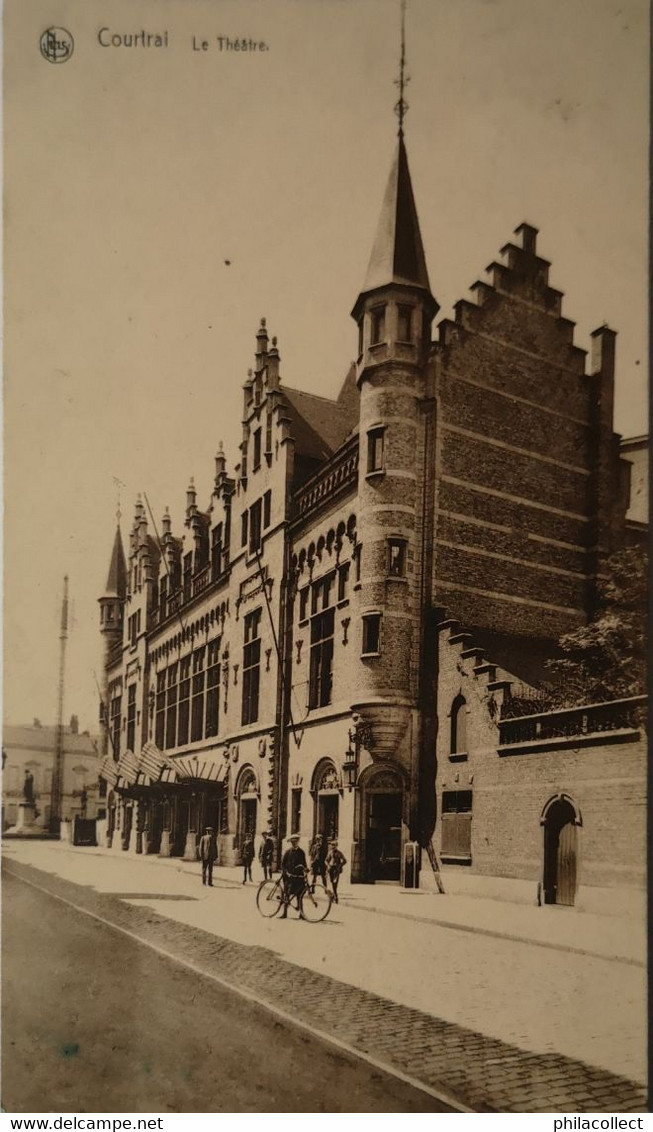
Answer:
[{"xmin": 450, "ymin": 695, "xmax": 467, "ymax": 756}]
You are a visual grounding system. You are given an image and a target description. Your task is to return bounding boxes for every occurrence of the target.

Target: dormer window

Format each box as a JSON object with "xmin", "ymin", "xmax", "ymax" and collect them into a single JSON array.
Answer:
[
  {"xmin": 253, "ymin": 428, "xmax": 262, "ymax": 471},
  {"xmin": 397, "ymin": 304, "xmax": 413, "ymax": 342},
  {"xmin": 370, "ymin": 305, "xmax": 386, "ymax": 345}
]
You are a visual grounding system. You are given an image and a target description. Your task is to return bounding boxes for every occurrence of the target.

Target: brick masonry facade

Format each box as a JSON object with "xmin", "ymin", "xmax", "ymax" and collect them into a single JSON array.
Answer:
[{"xmin": 97, "ymin": 136, "xmax": 644, "ymax": 904}]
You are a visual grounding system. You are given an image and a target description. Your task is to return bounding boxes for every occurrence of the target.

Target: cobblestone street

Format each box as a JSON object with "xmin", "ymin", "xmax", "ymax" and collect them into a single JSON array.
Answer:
[{"xmin": 3, "ymin": 843, "xmax": 647, "ymax": 1113}]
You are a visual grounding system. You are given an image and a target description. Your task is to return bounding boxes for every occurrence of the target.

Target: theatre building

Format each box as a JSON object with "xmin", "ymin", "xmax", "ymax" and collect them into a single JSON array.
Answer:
[{"xmin": 98, "ymin": 122, "xmax": 645, "ymax": 901}]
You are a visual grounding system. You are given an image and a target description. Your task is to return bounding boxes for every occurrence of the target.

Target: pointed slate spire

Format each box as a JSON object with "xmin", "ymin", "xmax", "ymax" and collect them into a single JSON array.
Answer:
[
  {"xmin": 362, "ymin": 135, "xmax": 431, "ymax": 296},
  {"xmin": 104, "ymin": 525, "xmax": 127, "ymax": 600}
]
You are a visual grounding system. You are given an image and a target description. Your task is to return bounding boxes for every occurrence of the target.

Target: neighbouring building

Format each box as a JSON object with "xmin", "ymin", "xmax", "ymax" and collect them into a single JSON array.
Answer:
[
  {"xmin": 97, "ymin": 119, "xmax": 646, "ymax": 908},
  {"xmin": 620, "ymin": 434, "xmax": 648, "ymax": 539},
  {"xmin": 3, "ymin": 717, "xmax": 101, "ymax": 831}
]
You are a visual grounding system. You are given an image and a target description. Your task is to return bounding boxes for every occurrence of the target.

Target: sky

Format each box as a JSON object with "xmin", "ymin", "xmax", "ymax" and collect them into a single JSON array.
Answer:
[{"xmin": 4, "ymin": 0, "xmax": 649, "ymax": 735}]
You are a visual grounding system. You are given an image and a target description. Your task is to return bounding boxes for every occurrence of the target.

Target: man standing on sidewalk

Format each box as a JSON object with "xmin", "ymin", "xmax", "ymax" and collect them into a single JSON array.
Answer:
[
  {"xmin": 199, "ymin": 826, "xmax": 217, "ymax": 887},
  {"xmin": 258, "ymin": 829, "xmax": 275, "ymax": 880}
]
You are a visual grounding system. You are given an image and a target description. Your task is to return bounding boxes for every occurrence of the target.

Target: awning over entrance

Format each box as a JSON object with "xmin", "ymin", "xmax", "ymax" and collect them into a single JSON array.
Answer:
[
  {"xmin": 171, "ymin": 751, "xmax": 229, "ymax": 785},
  {"xmin": 99, "ymin": 754, "xmax": 119, "ymax": 787}
]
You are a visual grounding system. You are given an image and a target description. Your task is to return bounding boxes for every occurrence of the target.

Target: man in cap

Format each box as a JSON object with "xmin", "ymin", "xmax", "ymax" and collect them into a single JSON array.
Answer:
[
  {"xmin": 279, "ymin": 833, "xmax": 307, "ymax": 918},
  {"xmin": 258, "ymin": 828, "xmax": 275, "ymax": 881},
  {"xmin": 198, "ymin": 825, "xmax": 218, "ymax": 887}
]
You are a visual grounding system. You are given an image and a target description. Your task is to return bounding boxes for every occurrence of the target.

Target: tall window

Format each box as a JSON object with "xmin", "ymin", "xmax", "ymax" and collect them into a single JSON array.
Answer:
[
  {"xmin": 367, "ymin": 427, "xmax": 385, "ymax": 474},
  {"xmin": 370, "ymin": 305, "xmax": 386, "ymax": 345},
  {"xmin": 450, "ymin": 694, "xmax": 467, "ymax": 756},
  {"xmin": 291, "ymin": 788, "xmax": 302, "ymax": 835},
  {"xmin": 242, "ymin": 609, "xmax": 262, "ymax": 725},
  {"xmin": 128, "ymin": 610, "xmax": 141, "ymax": 648},
  {"xmin": 253, "ymin": 428, "xmax": 262, "ymax": 471},
  {"xmin": 126, "ymin": 684, "xmax": 137, "ymax": 752},
  {"xmin": 388, "ymin": 539, "xmax": 407, "ymax": 578},
  {"xmin": 249, "ymin": 499, "xmax": 262, "ymax": 555},
  {"xmin": 206, "ymin": 641, "xmax": 220, "ymax": 737},
  {"xmin": 265, "ymin": 413, "xmax": 272, "ymax": 456},
  {"xmin": 337, "ymin": 562, "xmax": 350, "ymax": 602},
  {"xmin": 241, "ymin": 511, "xmax": 248, "ymax": 548},
  {"xmin": 211, "ymin": 524, "xmax": 223, "ymax": 582},
  {"xmin": 309, "ymin": 576, "xmax": 335, "ymax": 709},
  {"xmin": 110, "ymin": 693, "xmax": 121, "ymax": 760},
  {"xmin": 183, "ymin": 553, "xmax": 193, "ymax": 602},
  {"xmin": 397, "ymin": 304, "xmax": 413, "ymax": 342},
  {"xmin": 159, "ymin": 576, "xmax": 168, "ymax": 621},
  {"xmin": 362, "ymin": 612, "xmax": 382, "ymax": 656},
  {"xmin": 299, "ymin": 587, "xmax": 309, "ymax": 622},
  {"xmin": 263, "ymin": 490, "xmax": 272, "ymax": 529},
  {"xmin": 165, "ymin": 663, "xmax": 178, "ymax": 750},
  {"xmin": 357, "ymin": 318, "xmax": 364, "ymax": 357},
  {"xmin": 441, "ymin": 790, "xmax": 473, "ymax": 862},
  {"xmin": 177, "ymin": 657, "xmax": 191, "ymax": 746},
  {"xmin": 191, "ymin": 648, "xmax": 206, "ymax": 742},
  {"xmin": 155, "ymin": 672, "xmax": 165, "ymax": 749}
]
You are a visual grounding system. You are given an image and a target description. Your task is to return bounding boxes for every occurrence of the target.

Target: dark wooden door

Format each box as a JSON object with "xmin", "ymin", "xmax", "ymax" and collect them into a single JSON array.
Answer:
[
  {"xmin": 241, "ymin": 797, "xmax": 257, "ymax": 844},
  {"xmin": 557, "ymin": 819, "xmax": 577, "ymax": 906},
  {"xmin": 544, "ymin": 799, "xmax": 577, "ymax": 906},
  {"xmin": 318, "ymin": 794, "xmax": 338, "ymax": 841},
  {"xmin": 367, "ymin": 793, "xmax": 402, "ymax": 882}
]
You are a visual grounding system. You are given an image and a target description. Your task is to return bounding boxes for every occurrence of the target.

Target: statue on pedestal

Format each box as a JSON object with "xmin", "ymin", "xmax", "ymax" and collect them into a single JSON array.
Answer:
[{"xmin": 23, "ymin": 770, "xmax": 35, "ymax": 804}]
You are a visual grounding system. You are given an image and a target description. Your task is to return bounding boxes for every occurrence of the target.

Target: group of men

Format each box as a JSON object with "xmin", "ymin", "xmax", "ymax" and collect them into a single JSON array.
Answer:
[{"xmin": 197, "ymin": 826, "xmax": 347, "ymax": 904}]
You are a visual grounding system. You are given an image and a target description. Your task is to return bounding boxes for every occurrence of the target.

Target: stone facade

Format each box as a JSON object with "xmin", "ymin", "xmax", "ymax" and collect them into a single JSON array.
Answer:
[
  {"xmin": 97, "ymin": 130, "xmax": 644, "ymax": 901},
  {"xmin": 2, "ymin": 719, "xmax": 101, "ymax": 831}
]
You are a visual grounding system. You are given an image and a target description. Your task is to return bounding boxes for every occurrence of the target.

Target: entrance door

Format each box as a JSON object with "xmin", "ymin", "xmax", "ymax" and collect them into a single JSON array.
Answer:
[
  {"xmin": 241, "ymin": 797, "xmax": 257, "ymax": 846},
  {"xmin": 318, "ymin": 794, "xmax": 338, "ymax": 841},
  {"xmin": 543, "ymin": 799, "xmax": 577, "ymax": 906},
  {"xmin": 121, "ymin": 805, "xmax": 133, "ymax": 851},
  {"xmin": 367, "ymin": 792, "xmax": 402, "ymax": 882}
]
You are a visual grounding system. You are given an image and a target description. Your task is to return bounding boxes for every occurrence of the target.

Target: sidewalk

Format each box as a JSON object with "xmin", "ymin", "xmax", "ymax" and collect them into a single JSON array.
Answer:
[
  {"xmin": 68, "ymin": 839, "xmax": 645, "ymax": 965},
  {"xmin": 3, "ymin": 839, "xmax": 647, "ymax": 1112}
]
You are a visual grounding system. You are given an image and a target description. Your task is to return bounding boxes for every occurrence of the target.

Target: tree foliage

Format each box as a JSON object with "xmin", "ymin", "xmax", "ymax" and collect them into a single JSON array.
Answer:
[{"xmin": 544, "ymin": 544, "xmax": 648, "ymax": 708}]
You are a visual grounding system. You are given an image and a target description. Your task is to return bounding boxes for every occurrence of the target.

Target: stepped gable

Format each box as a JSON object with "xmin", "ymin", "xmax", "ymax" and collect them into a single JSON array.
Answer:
[
  {"xmin": 436, "ymin": 611, "xmax": 516, "ymax": 715},
  {"xmin": 437, "ymin": 223, "xmax": 587, "ymax": 373}
]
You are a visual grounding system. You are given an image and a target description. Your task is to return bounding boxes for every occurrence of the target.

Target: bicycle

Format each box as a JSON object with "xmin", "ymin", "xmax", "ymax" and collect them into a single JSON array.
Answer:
[{"xmin": 256, "ymin": 869, "xmax": 333, "ymax": 922}]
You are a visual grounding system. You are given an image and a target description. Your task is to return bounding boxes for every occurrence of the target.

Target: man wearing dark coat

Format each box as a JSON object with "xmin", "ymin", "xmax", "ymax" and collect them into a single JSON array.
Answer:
[
  {"xmin": 280, "ymin": 834, "xmax": 307, "ymax": 918},
  {"xmin": 309, "ymin": 832, "xmax": 327, "ymax": 886},
  {"xmin": 198, "ymin": 826, "xmax": 217, "ymax": 886},
  {"xmin": 258, "ymin": 830, "xmax": 275, "ymax": 881}
]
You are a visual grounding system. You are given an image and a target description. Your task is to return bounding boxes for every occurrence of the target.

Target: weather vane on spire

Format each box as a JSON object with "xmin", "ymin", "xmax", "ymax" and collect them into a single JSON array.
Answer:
[
  {"xmin": 394, "ymin": 0, "xmax": 410, "ymax": 137},
  {"xmin": 113, "ymin": 476, "xmax": 125, "ymax": 524}
]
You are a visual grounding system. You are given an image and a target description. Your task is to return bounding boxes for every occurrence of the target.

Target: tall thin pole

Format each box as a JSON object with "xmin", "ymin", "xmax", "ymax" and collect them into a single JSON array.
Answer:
[{"xmin": 50, "ymin": 575, "xmax": 69, "ymax": 837}]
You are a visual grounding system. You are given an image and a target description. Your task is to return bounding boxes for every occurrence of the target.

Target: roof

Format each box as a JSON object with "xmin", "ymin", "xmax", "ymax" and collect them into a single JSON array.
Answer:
[
  {"xmin": 620, "ymin": 435, "xmax": 648, "ymax": 453},
  {"xmin": 103, "ymin": 526, "xmax": 127, "ymax": 599},
  {"xmin": 281, "ymin": 365, "xmax": 358, "ymax": 461},
  {"xmin": 358, "ymin": 135, "xmax": 432, "ymax": 298},
  {"xmin": 3, "ymin": 724, "xmax": 100, "ymax": 758}
]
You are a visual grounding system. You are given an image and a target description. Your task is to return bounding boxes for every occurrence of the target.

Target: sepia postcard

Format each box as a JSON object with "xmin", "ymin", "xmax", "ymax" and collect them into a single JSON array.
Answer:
[{"xmin": 2, "ymin": 0, "xmax": 649, "ymax": 1119}]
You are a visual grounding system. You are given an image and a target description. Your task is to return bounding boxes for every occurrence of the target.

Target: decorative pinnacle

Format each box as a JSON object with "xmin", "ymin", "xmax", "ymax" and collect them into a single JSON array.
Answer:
[{"xmin": 394, "ymin": 0, "xmax": 410, "ymax": 137}]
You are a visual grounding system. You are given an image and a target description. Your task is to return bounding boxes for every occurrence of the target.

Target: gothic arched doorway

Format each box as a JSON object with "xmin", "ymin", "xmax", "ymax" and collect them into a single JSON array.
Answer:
[
  {"xmin": 236, "ymin": 766, "xmax": 258, "ymax": 851},
  {"xmin": 311, "ymin": 759, "xmax": 341, "ymax": 842},
  {"xmin": 542, "ymin": 795, "xmax": 580, "ymax": 906},
  {"xmin": 361, "ymin": 765, "xmax": 405, "ymax": 883}
]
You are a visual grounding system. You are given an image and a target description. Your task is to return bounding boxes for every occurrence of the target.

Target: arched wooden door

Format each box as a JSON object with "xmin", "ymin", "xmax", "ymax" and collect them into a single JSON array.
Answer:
[{"xmin": 543, "ymin": 798, "xmax": 578, "ymax": 906}]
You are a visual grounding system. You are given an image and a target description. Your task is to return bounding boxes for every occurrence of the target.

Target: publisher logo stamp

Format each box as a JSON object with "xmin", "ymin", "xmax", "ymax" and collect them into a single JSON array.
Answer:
[{"xmin": 40, "ymin": 27, "xmax": 74, "ymax": 64}]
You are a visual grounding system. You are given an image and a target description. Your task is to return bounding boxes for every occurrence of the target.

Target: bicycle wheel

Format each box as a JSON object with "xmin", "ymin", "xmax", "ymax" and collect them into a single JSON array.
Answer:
[
  {"xmin": 256, "ymin": 879, "xmax": 283, "ymax": 918},
  {"xmin": 300, "ymin": 883, "xmax": 332, "ymax": 923}
]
